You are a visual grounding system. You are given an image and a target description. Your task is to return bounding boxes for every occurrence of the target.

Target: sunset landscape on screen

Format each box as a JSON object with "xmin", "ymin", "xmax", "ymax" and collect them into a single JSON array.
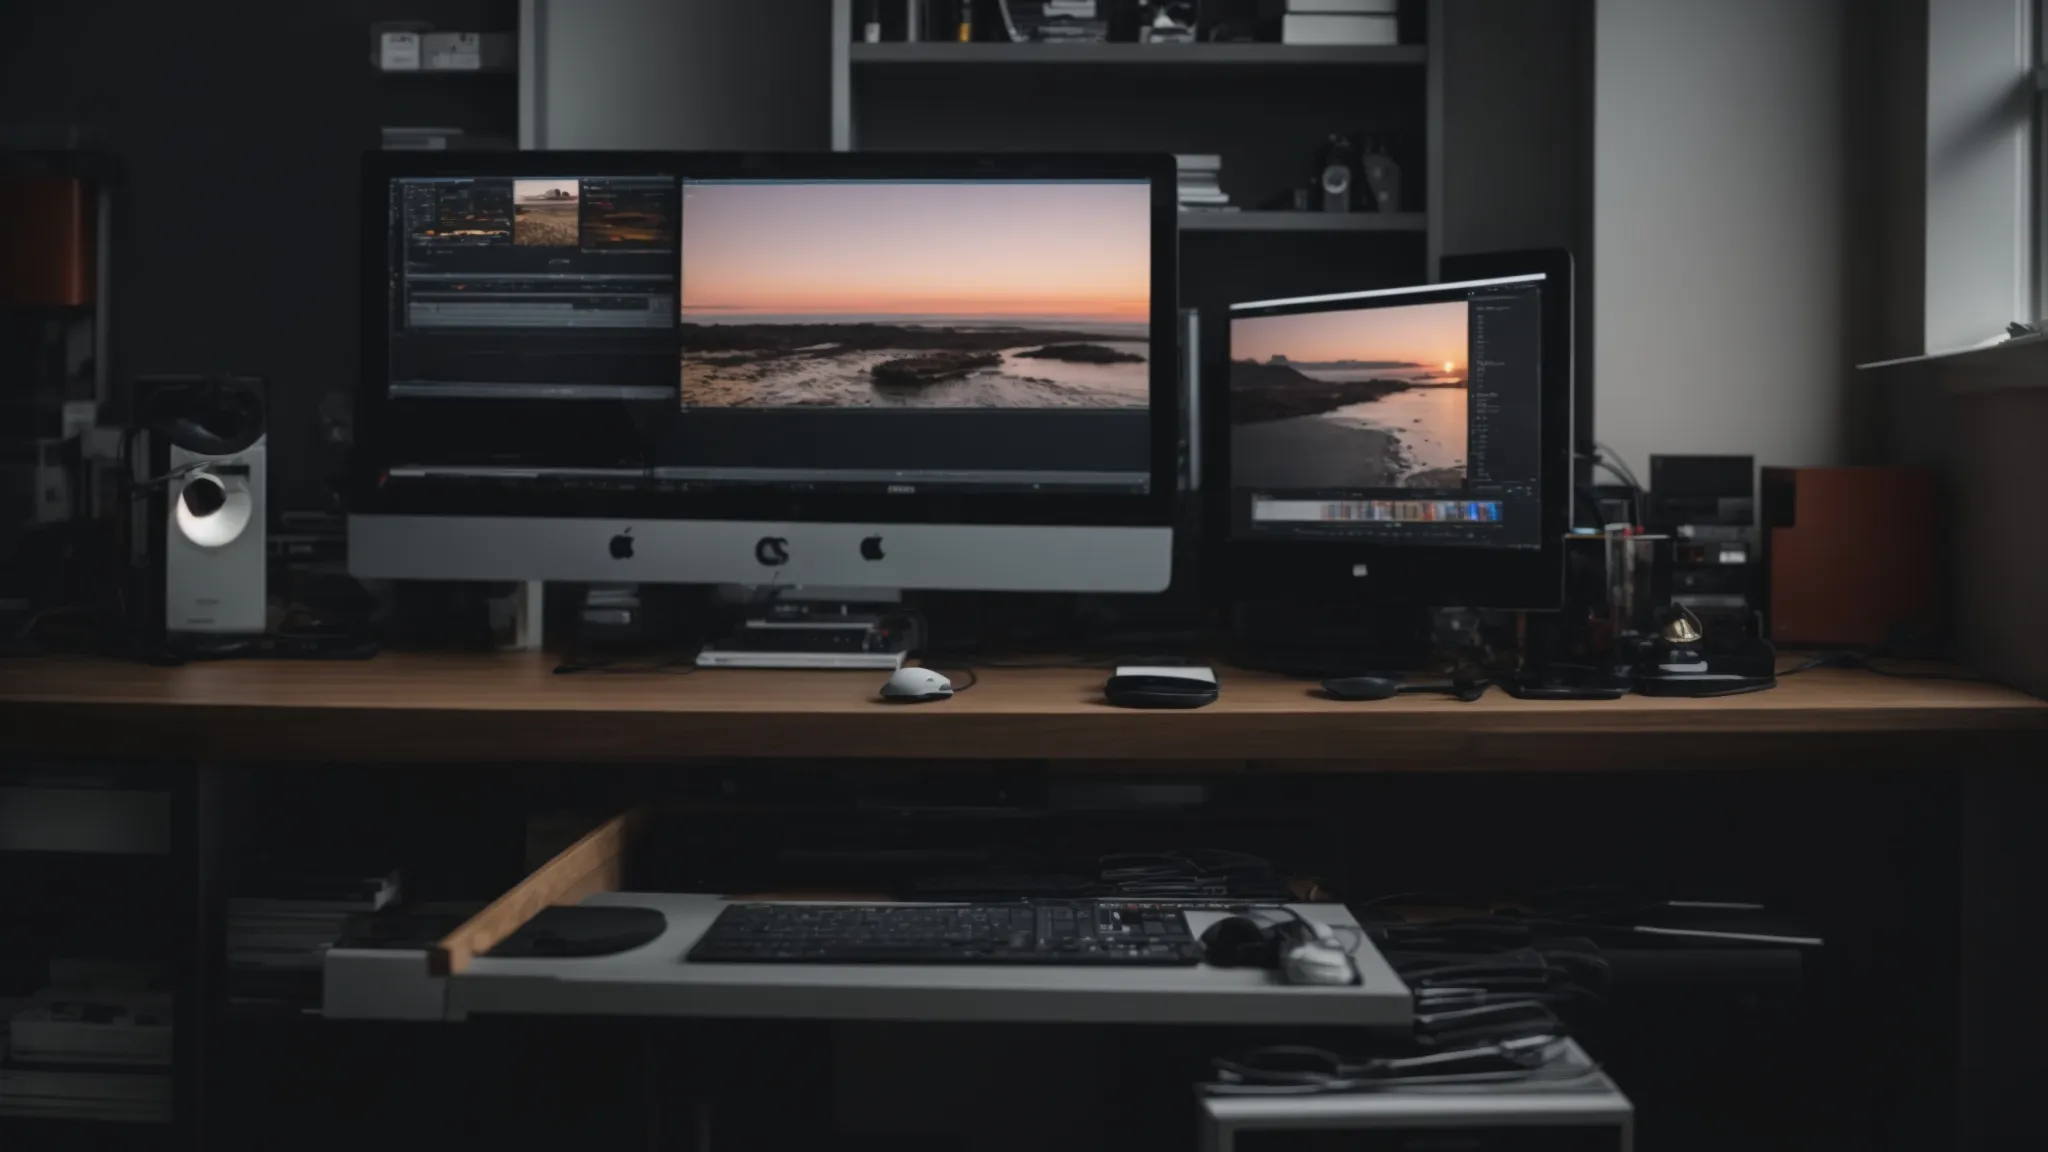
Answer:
[
  {"xmin": 679, "ymin": 179, "xmax": 1154, "ymax": 410},
  {"xmin": 1228, "ymin": 298, "xmax": 1472, "ymax": 492},
  {"xmin": 1230, "ymin": 299, "xmax": 1467, "ymax": 379}
]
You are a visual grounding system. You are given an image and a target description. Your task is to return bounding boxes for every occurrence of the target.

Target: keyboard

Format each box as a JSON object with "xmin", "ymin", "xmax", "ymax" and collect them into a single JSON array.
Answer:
[{"xmin": 687, "ymin": 901, "xmax": 1204, "ymax": 965}]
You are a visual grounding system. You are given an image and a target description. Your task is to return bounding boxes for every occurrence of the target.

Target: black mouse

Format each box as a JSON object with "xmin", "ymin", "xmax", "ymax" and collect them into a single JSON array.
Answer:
[
  {"xmin": 1200, "ymin": 915, "xmax": 1281, "ymax": 967},
  {"xmin": 1320, "ymin": 675, "xmax": 1402, "ymax": 701}
]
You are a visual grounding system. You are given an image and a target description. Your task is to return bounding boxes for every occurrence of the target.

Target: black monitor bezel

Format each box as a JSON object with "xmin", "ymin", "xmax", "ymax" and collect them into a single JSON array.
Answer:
[
  {"xmin": 353, "ymin": 150, "xmax": 1179, "ymax": 529},
  {"xmin": 1200, "ymin": 249, "xmax": 1573, "ymax": 610}
]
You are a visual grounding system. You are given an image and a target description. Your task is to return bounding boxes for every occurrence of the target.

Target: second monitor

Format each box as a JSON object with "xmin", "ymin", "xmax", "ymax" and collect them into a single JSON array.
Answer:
[{"xmin": 1206, "ymin": 251, "xmax": 1573, "ymax": 610}]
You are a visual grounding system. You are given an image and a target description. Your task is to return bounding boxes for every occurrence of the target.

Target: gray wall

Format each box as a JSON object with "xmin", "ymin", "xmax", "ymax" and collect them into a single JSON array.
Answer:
[
  {"xmin": 1592, "ymin": 0, "xmax": 1848, "ymax": 477},
  {"xmin": 522, "ymin": 0, "xmax": 831, "ymax": 150},
  {"xmin": 1433, "ymin": 0, "xmax": 1594, "ymax": 452}
]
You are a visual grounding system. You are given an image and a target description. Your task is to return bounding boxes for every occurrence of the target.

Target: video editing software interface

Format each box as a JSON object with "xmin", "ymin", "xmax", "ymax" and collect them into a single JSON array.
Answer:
[
  {"xmin": 379, "ymin": 173, "xmax": 1154, "ymax": 496},
  {"xmin": 1227, "ymin": 274, "xmax": 1546, "ymax": 548}
]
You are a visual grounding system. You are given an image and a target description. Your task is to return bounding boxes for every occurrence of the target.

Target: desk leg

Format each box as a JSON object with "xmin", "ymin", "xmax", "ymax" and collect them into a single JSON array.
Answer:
[
  {"xmin": 171, "ymin": 762, "xmax": 224, "ymax": 1150},
  {"xmin": 1960, "ymin": 748, "xmax": 2047, "ymax": 1152}
]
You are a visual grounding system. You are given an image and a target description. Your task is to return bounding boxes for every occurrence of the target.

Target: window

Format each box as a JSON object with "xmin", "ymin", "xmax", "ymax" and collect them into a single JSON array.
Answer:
[{"xmin": 2037, "ymin": 0, "xmax": 2047, "ymax": 319}]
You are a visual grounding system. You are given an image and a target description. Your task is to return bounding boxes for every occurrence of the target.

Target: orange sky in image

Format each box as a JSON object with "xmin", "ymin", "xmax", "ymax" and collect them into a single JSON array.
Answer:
[
  {"xmin": 515, "ymin": 179, "xmax": 578, "ymax": 202},
  {"xmin": 1232, "ymin": 299, "xmax": 1468, "ymax": 371},
  {"xmin": 680, "ymin": 180, "xmax": 1150, "ymax": 321}
]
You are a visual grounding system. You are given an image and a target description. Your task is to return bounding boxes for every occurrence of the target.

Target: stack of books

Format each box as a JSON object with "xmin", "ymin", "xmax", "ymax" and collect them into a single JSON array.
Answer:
[
  {"xmin": 1028, "ymin": 0, "xmax": 1108, "ymax": 42},
  {"xmin": 381, "ymin": 126, "xmax": 463, "ymax": 151},
  {"xmin": 227, "ymin": 867, "xmax": 402, "ymax": 1006},
  {"xmin": 1282, "ymin": 0, "xmax": 1399, "ymax": 45},
  {"xmin": 0, "ymin": 962, "xmax": 172, "ymax": 1123},
  {"xmin": 1175, "ymin": 155, "xmax": 1233, "ymax": 212}
]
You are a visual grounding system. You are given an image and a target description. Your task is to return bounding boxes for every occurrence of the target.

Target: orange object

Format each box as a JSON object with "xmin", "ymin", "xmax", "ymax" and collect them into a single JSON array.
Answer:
[
  {"xmin": 0, "ymin": 174, "xmax": 95, "ymax": 307},
  {"xmin": 1762, "ymin": 466, "xmax": 1940, "ymax": 648}
]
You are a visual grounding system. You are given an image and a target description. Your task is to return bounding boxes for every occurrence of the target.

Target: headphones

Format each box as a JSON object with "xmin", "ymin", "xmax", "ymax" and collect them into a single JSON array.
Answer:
[
  {"xmin": 136, "ymin": 375, "xmax": 266, "ymax": 458},
  {"xmin": 1200, "ymin": 907, "xmax": 1360, "ymax": 986}
]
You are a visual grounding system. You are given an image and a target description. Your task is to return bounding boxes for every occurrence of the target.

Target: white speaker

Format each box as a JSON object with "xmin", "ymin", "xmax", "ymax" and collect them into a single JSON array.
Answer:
[{"xmin": 164, "ymin": 437, "xmax": 267, "ymax": 634}]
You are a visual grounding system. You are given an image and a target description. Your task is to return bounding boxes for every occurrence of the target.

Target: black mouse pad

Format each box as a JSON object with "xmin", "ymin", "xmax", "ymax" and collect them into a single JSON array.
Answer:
[{"xmin": 484, "ymin": 905, "xmax": 668, "ymax": 959}]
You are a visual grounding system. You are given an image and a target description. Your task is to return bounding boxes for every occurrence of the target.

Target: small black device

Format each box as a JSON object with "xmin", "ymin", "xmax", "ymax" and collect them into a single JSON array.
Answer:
[
  {"xmin": 1649, "ymin": 454, "xmax": 1758, "ymax": 635},
  {"xmin": 1319, "ymin": 675, "xmax": 1401, "ymax": 701},
  {"xmin": 1359, "ymin": 145, "xmax": 1403, "ymax": 213},
  {"xmin": 687, "ymin": 901, "xmax": 1204, "ymax": 965},
  {"xmin": 1500, "ymin": 671, "xmax": 1630, "ymax": 700},
  {"xmin": 1632, "ymin": 608, "xmax": 1777, "ymax": 697},
  {"xmin": 1313, "ymin": 134, "xmax": 1358, "ymax": 213},
  {"xmin": 1103, "ymin": 668, "xmax": 1220, "ymax": 709}
]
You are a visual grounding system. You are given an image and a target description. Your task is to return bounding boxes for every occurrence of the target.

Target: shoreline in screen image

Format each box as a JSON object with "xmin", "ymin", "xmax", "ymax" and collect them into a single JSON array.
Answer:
[
  {"xmin": 513, "ymin": 179, "xmax": 580, "ymax": 247},
  {"xmin": 1229, "ymin": 300, "xmax": 1469, "ymax": 490},
  {"xmin": 679, "ymin": 180, "xmax": 1151, "ymax": 409}
]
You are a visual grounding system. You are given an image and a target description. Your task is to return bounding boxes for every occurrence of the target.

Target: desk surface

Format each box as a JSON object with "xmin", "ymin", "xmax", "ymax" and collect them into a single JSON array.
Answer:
[
  {"xmin": 2, "ymin": 652, "xmax": 2042, "ymax": 764},
  {"xmin": 448, "ymin": 893, "xmax": 1411, "ymax": 1026}
]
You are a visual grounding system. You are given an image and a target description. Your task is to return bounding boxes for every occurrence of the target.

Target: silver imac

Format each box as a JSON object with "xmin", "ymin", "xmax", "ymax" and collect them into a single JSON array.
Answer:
[{"xmin": 349, "ymin": 151, "xmax": 1179, "ymax": 592}]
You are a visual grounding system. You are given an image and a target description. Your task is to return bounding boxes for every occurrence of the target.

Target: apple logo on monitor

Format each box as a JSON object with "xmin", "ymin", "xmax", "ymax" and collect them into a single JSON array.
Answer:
[
  {"xmin": 609, "ymin": 529, "xmax": 634, "ymax": 560},
  {"xmin": 860, "ymin": 535, "xmax": 885, "ymax": 561}
]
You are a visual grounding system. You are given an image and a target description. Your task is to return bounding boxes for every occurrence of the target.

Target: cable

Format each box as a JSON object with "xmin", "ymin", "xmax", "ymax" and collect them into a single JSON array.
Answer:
[
  {"xmin": 918, "ymin": 663, "xmax": 977, "ymax": 692},
  {"xmin": 127, "ymin": 460, "xmax": 209, "ymax": 493},
  {"xmin": 553, "ymin": 645, "xmax": 702, "ymax": 676},
  {"xmin": 1775, "ymin": 650, "xmax": 1999, "ymax": 683},
  {"xmin": 1593, "ymin": 441, "xmax": 1646, "ymax": 493},
  {"xmin": 1586, "ymin": 458, "xmax": 1639, "ymax": 497},
  {"xmin": 1673, "ymin": 681, "xmax": 1777, "ymax": 698},
  {"xmin": 1239, "ymin": 904, "xmax": 1367, "ymax": 956},
  {"xmin": 1204, "ymin": 1035, "xmax": 1593, "ymax": 1096},
  {"xmin": 553, "ymin": 658, "xmax": 700, "ymax": 676},
  {"xmin": 975, "ymin": 656, "xmax": 1120, "ymax": 670}
]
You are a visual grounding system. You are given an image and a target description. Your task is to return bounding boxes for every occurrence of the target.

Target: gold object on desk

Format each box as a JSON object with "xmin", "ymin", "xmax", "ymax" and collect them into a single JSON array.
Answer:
[{"xmin": 1661, "ymin": 605, "xmax": 1704, "ymax": 645}]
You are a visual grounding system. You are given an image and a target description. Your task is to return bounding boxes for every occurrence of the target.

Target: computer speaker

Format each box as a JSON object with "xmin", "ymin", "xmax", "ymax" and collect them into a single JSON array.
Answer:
[{"xmin": 139, "ymin": 375, "xmax": 268, "ymax": 637}]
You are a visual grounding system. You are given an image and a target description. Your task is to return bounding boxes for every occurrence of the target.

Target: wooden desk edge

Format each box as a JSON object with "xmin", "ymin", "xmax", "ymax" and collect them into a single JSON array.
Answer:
[{"xmin": 429, "ymin": 808, "xmax": 647, "ymax": 977}]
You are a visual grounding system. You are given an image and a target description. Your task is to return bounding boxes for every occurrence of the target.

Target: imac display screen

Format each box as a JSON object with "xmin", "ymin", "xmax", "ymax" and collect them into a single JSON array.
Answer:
[{"xmin": 372, "ymin": 169, "xmax": 1156, "ymax": 505}]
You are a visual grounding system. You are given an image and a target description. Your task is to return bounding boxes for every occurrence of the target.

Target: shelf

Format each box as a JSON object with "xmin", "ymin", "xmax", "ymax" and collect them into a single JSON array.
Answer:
[
  {"xmin": 1179, "ymin": 211, "xmax": 1425, "ymax": 233},
  {"xmin": 372, "ymin": 66, "xmax": 516, "ymax": 77},
  {"xmin": 849, "ymin": 42, "xmax": 1426, "ymax": 66},
  {"xmin": 0, "ymin": 785, "xmax": 169, "ymax": 855}
]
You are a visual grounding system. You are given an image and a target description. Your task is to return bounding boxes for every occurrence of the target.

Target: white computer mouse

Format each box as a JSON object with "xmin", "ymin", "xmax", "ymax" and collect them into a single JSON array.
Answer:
[{"xmin": 880, "ymin": 666, "xmax": 953, "ymax": 702}]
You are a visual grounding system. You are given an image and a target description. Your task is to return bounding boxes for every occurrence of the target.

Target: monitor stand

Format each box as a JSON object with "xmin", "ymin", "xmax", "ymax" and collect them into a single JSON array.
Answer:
[
  {"xmin": 1227, "ymin": 601, "xmax": 1435, "ymax": 679},
  {"xmin": 694, "ymin": 587, "xmax": 913, "ymax": 670}
]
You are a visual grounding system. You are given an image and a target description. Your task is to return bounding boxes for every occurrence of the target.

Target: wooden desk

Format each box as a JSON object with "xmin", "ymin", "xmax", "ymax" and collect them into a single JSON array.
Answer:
[
  {"xmin": 4, "ymin": 652, "xmax": 2042, "ymax": 1151},
  {"xmin": 1, "ymin": 652, "xmax": 2041, "ymax": 766}
]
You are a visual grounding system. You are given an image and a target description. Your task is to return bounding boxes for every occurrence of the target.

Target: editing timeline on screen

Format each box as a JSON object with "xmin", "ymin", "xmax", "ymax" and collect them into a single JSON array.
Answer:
[
  {"xmin": 377, "ymin": 173, "xmax": 1155, "ymax": 498},
  {"xmin": 1226, "ymin": 274, "xmax": 1546, "ymax": 549}
]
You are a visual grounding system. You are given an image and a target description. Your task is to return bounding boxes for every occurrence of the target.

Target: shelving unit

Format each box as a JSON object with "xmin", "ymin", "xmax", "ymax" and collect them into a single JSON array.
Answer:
[
  {"xmin": 367, "ymin": 12, "xmax": 520, "ymax": 155},
  {"xmin": 848, "ymin": 41, "xmax": 1428, "ymax": 65},
  {"xmin": 373, "ymin": 66, "xmax": 517, "ymax": 77},
  {"xmin": 829, "ymin": 0, "xmax": 1441, "ymax": 310},
  {"xmin": 0, "ymin": 773, "xmax": 178, "ymax": 1137},
  {"xmin": 1179, "ymin": 210, "xmax": 1427, "ymax": 233}
]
